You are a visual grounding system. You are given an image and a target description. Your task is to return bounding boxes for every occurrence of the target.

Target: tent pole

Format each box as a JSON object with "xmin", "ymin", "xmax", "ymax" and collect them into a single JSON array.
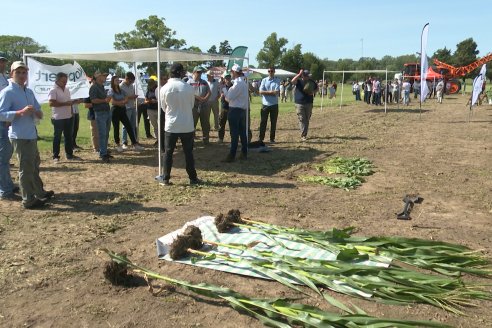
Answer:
[
  {"xmin": 321, "ymin": 71, "xmax": 325, "ymax": 111},
  {"xmin": 157, "ymin": 42, "xmax": 162, "ymax": 179},
  {"xmin": 385, "ymin": 69, "xmax": 388, "ymax": 114},
  {"xmin": 340, "ymin": 71, "xmax": 344, "ymax": 110},
  {"xmin": 246, "ymin": 55, "xmax": 249, "ymax": 148},
  {"xmin": 133, "ymin": 62, "xmax": 139, "ymax": 141}
]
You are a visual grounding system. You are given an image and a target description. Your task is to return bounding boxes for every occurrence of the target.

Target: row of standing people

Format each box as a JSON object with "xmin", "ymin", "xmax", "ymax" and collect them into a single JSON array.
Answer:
[{"xmin": 352, "ymin": 77, "xmax": 446, "ymax": 106}]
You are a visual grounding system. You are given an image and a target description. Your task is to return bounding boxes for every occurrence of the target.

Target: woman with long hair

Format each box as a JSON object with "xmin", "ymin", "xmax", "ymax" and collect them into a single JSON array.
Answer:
[{"xmin": 109, "ymin": 76, "xmax": 143, "ymax": 152}]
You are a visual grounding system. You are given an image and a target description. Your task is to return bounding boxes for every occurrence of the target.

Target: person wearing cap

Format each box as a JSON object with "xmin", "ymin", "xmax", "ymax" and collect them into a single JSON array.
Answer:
[
  {"xmin": 159, "ymin": 63, "xmax": 202, "ymax": 186},
  {"xmin": 258, "ymin": 67, "xmax": 281, "ymax": 143},
  {"xmin": 0, "ymin": 61, "xmax": 53, "ymax": 208},
  {"xmin": 206, "ymin": 70, "xmax": 220, "ymax": 131},
  {"xmin": 218, "ymin": 73, "xmax": 233, "ymax": 143},
  {"xmin": 223, "ymin": 64, "xmax": 248, "ymax": 162},
  {"xmin": 89, "ymin": 70, "xmax": 112, "ymax": 162},
  {"xmin": 291, "ymin": 69, "xmax": 318, "ymax": 141},
  {"xmin": 188, "ymin": 66, "xmax": 211, "ymax": 144},
  {"xmin": 48, "ymin": 72, "xmax": 80, "ymax": 163}
]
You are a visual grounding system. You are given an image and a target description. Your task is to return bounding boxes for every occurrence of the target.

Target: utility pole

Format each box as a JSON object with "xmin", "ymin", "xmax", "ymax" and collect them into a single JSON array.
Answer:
[{"xmin": 360, "ymin": 38, "xmax": 364, "ymax": 59}]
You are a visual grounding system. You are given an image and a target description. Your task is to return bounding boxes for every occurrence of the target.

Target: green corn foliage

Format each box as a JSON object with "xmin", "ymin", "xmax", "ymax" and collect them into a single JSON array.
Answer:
[
  {"xmin": 299, "ymin": 157, "xmax": 374, "ymax": 190},
  {"xmin": 240, "ymin": 219, "xmax": 492, "ymax": 277},
  {"xmin": 103, "ymin": 249, "xmax": 451, "ymax": 328},
  {"xmin": 314, "ymin": 157, "xmax": 374, "ymax": 177},
  {"xmin": 190, "ymin": 241, "xmax": 490, "ymax": 314}
]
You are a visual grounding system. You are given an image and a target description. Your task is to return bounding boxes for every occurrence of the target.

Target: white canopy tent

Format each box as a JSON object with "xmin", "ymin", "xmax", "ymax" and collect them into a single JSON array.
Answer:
[
  {"xmin": 24, "ymin": 45, "xmax": 249, "ymax": 179},
  {"xmin": 248, "ymin": 68, "xmax": 296, "ymax": 78},
  {"xmin": 321, "ymin": 70, "xmax": 400, "ymax": 114}
]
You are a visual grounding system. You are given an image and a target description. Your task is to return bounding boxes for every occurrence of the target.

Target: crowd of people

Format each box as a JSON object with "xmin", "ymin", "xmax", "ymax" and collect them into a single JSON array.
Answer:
[
  {"xmin": 0, "ymin": 54, "xmax": 321, "ymax": 208},
  {"xmin": 349, "ymin": 76, "xmax": 450, "ymax": 106}
]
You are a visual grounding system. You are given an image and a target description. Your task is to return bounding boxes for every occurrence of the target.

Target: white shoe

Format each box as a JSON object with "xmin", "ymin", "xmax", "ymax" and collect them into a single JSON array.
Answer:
[
  {"xmin": 115, "ymin": 145, "xmax": 124, "ymax": 152},
  {"xmin": 133, "ymin": 144, "xmax": 144, "ymax": 151},
  {"xmin": 122, "ymin": 144, "xmax": 129, "ymax": 150}
]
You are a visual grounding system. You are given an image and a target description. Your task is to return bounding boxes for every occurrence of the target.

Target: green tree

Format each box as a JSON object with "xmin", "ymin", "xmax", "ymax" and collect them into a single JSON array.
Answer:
[
  {"xmin": 114, "ymin": 15, "xmax": 185, "ymax": 50},
  {"xmin": 432, "ymin": 47, "xmax": 453, "ymax": 64},
  {"xmin": 114, "ymin": 15, "xmax": 186, "ymax": 73},
  {"xmin": 219, "ymin": 40, "xmax": 232, "ymax": 55},
  {"xmin": 280, "ymin": 44, "xmax": 303, "ymax": 73},
  {"xmin": 453, "ymin": 38, "xmax": 479, "ymax": 70},
  {"xmin": 182, "ymin": 46, "xmax": 203, "ymax": 73},
  {"xmin": 0, "ymin": 35, "xmax": 49, "ymax": 62},
  {"xmin": 302, "ymin": 52, "xmax": 324, "ymax": 80},
  {"xmin": 206, "ymin": 44, "xmax": 224, "ymax": 68},
  {"xmin": 256, "ymin": 33, "xmax": 288, "ymax": 68}
]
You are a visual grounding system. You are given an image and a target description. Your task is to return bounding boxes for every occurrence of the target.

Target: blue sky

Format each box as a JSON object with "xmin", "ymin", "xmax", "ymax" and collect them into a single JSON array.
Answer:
[{"xmin": 3, "ymin": 0, "xmax": 491, "ymax": 67}]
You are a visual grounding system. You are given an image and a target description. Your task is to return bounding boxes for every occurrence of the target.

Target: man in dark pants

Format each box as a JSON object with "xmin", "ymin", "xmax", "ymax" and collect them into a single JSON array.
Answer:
[
  {"xmin": 218, "ymin": 73, "xmax": 232, "ymax": 143},
  {"xmin": 159, "ymin": 63, "xmax": 201, "ymax": 186},
  {"xmin": 48, "ymin": 72, "xmax": 80, "ymax": 162},
  {"xmin": 137, "ymin": 101, "xmax": 153, "ymax": 138},
  {"xmin": 258, "ymin": 67, "xmax": 280, "ymax": 143},
  {"xmin": 291, "ymin": 69, "xmax": 318, "ymax": 141},
  {"xmin": 0, "ymin": 61, "xmax": 54, "ymax": 209},
  {"xmin": 224, "ymin": 64, "xmax": 249, "ymax": 162},
  {"xmin": 188, "ymin": 66, "xmax": 211, "ymax": 144}
]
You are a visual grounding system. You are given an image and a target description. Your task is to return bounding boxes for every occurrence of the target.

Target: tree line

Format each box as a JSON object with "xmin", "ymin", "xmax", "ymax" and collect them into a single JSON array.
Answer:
[{"xmin": 1, "ymin": 15, "xmax": 490, "ymax": 81}]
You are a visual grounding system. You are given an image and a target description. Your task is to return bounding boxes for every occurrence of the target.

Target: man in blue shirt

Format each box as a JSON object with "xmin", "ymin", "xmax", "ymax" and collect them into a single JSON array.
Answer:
[
  {"xmin": 258, "ymin": 67, "xmax": 280, "ymax": 143},
  {"xmin": 0, "ymin": 61, "xmax": 53, "ymax": 208}
]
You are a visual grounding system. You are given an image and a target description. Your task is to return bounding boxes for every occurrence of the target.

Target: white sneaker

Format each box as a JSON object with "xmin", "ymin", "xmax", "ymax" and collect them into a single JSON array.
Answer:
[
  {"xmin": 121, "ymin": 144, "xmax": 128, "ymax": 150},
  {"xmin": 133, "ymin": 144, "xmax": 144, "ymax": 151},
  {"xmin": 115, "ymin": 145, "xmax": 124, "ymax": 152}
]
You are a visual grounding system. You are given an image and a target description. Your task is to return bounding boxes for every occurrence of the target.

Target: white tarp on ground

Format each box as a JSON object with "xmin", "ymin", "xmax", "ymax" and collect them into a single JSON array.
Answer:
[{"xmin": 156, "ymin": 216, "xmax": 391, "ymax": 297}]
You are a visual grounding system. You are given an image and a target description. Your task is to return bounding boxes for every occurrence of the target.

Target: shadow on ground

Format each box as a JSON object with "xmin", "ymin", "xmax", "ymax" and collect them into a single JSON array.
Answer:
[
  {"xmin": 48, "ymin": 191, "xmax": 166, "ymax": 215},
  {"xmin": 195, "ymin": 144, "xmax": 325, "ymax": 176}
]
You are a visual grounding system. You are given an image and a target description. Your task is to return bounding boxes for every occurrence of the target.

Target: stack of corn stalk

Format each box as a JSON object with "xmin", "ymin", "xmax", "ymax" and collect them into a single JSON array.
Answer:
[{"xmin": 104, "ymin": 249, "xmax": 452, "ymax": 328}]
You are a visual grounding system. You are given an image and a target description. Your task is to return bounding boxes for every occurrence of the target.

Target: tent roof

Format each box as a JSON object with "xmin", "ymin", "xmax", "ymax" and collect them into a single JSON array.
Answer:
[
  {"xmin": 25, "ymin": 47, "xmax": 247, "ymax": 63},
  {"xmin": 425, "ymin": 67, "xmax": 443, "ymax": 79},
  {"xmin": 249, "ymin": 68, "xmax": 296, "ymax": 77}
]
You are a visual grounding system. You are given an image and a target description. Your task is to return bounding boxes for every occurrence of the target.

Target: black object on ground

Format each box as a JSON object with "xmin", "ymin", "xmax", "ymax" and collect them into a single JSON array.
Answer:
[{"xmin": 397, "ymin": 195, "xmax": 424, "ymax": 220}]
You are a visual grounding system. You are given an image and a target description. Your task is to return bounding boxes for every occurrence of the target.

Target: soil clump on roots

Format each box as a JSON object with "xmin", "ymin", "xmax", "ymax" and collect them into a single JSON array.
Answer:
[{"xmin": 215, "ymin": 209, "xmax": 244, "ymax": 233}]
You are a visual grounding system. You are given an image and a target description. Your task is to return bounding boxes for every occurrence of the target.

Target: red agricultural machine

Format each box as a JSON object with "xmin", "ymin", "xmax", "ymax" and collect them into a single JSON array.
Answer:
[{"xmin": 402, "ymin": 53, "xmax": 492, "ymax": 94}]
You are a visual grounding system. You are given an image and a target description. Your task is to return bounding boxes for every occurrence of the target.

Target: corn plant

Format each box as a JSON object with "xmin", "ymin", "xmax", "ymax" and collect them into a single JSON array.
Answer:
[{"xmin": 103, "ymin": 249, "xmax": 451, "ymax": 328}]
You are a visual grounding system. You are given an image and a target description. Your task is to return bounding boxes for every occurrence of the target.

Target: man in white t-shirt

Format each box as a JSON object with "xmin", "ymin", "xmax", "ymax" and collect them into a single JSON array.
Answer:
[{"xmin": 159, "ymin": 63, "xmax": 202, "ymax": 186}]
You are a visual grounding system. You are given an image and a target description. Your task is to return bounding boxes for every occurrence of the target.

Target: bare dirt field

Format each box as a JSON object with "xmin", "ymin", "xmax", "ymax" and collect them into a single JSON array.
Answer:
[{"xmin": 1, "ymin": 95, "xmax": 491, "ymax": 328}]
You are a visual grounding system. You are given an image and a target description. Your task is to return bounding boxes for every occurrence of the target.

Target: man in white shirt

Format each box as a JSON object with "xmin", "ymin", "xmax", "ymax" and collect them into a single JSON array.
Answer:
[
  {"xmin": 48, "ymin": 72, "xmax": 79, "ymax": 162},
  {"xmin": 159, "ymin": 63, "xmax": 202, "ymax": 186},
  {"xmin": 224, "ymin": 64, "xmax": 249, "ymax": 162}
]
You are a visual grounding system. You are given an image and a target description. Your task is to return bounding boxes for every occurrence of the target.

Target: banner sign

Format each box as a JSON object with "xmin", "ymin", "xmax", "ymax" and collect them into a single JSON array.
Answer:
[
  {"xmin": 420, "ymin": 23, "xmax": 430, "ymax": 102},
  {"xmin": 471, "ymin": 64, "xmax": 487, "ymax": 107},
  {"xmin": 27, "ymin": 58, "xmax": 91, "ymax": 103}
]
